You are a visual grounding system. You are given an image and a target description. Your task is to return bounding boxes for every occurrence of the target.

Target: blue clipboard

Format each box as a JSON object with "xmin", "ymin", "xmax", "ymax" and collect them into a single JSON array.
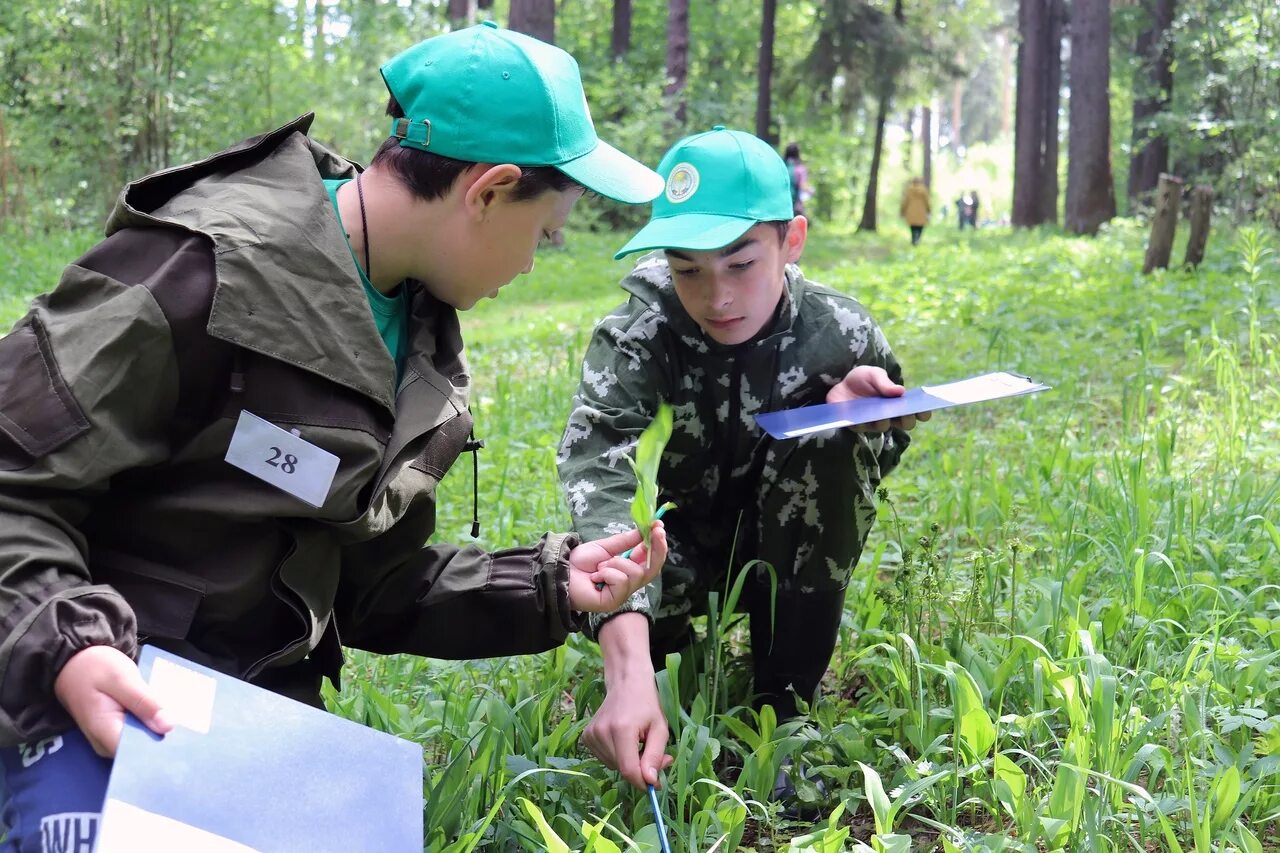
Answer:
[
  {"xmin": 755, "ymin": 371, "xmax": 1050, "ymax": 439},
  {"xmin": 96, "ymin": 646, "xmax": 423, "ymax": 853}
]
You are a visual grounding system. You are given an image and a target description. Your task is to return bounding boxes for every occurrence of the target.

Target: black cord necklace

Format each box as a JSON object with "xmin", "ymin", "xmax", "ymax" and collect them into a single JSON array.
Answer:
[{"xmin": 356, "ymin": 172, "xmax": 372, "ymax": 283}]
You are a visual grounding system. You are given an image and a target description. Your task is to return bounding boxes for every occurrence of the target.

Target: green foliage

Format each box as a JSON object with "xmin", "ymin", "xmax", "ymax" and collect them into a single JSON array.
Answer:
[{"xmin": 626, "ymin": 402, "xmax": 675, "ymax": 558}]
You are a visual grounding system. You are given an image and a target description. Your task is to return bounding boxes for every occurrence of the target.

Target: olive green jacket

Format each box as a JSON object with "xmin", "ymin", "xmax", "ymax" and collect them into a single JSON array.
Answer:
[{"xmin": 0, "ymin": 115, "xmax": 580, "ymax": 747}]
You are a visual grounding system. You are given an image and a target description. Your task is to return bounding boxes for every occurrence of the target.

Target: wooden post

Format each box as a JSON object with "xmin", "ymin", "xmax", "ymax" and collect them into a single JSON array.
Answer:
[
  {"xmin": 1142, "ymin": 173, "xmax": 1183, "ymax": 274},
  {"xmin": 1183, "ymin": 185, "xmax": 1213, "ymax": 269}
]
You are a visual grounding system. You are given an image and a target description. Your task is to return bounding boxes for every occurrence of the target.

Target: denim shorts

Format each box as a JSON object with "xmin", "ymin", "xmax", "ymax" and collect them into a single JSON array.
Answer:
[{"xmin": 0, "ymin": 729, "xmax": 110, "ymax": 853}]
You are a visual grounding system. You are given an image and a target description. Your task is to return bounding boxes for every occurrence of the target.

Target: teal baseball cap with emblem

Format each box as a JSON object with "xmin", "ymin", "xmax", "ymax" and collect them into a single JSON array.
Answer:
[
  {"xmin": 614, "ymin": 126, "xmax": 795, "ymax": 259},
  {"xmin": 380, "ymin": 21, "xmax": 662, "ymax": 204}
]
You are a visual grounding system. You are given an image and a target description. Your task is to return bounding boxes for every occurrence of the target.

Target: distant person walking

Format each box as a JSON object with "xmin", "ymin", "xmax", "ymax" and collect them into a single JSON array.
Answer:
[
  {"xmin": 957, "ymin": 191, "xmax": 980, "ymax": 229},
  {"xmin": 899, "ymin": 177, "xmax": 931, "ymax": 245},
  {"xmin": 783, "ymin": 142, "xmax": 813, "ymax": 216}
]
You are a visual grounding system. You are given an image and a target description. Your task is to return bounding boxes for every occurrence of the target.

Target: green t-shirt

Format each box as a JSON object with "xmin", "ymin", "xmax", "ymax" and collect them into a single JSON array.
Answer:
[{"xmin": 323, "ymin": 178, "xmax": 409, "ymax": 384}]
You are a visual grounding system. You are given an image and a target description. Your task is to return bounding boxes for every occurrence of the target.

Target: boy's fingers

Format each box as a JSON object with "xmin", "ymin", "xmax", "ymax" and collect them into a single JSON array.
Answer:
[
  {"xmin": 616, "ymin": 738, "xmax": 645, "ymax": 789},
  {"xmin": 110, "ymin": 673, "xmax": 172, "ymax": 736},
  {"xmin": 589, "ymin": 527, "xmax": 644, "ymax": 557},
  {"xmin": 640, "ymin": 726, "xmax": 670, "ymax": 788},
  {"xmin": 872, "ymin": 371, "xmax": 906, "ymax": 396}
]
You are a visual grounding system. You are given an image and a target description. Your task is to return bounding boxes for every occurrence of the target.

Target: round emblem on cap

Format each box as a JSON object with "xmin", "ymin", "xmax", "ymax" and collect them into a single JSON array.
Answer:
[{"xmin": 665, "ymin": 163, "xmax": 700, "ymax": 204}]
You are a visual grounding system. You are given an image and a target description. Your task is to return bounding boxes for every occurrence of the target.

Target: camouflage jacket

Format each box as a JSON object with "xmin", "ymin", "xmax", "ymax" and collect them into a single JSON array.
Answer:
[{"xmin": 557, "ymin": 254, "xmax": 910, "ymax": 631}]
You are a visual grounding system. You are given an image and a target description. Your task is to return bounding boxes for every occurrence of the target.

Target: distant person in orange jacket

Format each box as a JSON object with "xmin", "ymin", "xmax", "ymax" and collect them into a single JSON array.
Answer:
[{"xmin": 900, "ymin": 177, "xmax": 931, "ymax": 245}]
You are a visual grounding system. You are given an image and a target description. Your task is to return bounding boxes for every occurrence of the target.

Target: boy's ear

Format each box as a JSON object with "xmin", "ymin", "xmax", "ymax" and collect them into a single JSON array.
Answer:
[
  {"xmin": 784, "ymin": 215, "xmax": 808, "ymax": 263},
  {"xmin": 462, "ymin": 163, "xmax": 523, "ymax": 220}
]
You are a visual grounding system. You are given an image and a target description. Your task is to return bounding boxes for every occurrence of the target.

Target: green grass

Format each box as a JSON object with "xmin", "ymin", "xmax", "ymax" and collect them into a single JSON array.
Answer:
[{"xmin": 4, "ymin": 220, "xmax": 1277, "ymax": 851}]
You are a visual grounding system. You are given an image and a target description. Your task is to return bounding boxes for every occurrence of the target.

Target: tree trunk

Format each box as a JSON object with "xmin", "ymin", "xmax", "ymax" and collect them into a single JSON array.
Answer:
[
  {"xmin": 314, "ymin": 0, "xmax": 326, "ymax": 64},
  {"xmin": 1127, "ymin": 0, "xmax": 1175, "ymax": 205},
  {"xmin": 509, "ymin": 0, "xmax": 555, "ymax": 44},
  {"xmin": 1012, "ymin": 0, "xmax": 1047, "ymax": 226},
  {"xmin": 903, "ymin": 108, "xmax": 915, "ymax": 173},
  {"xmin": 611, "ymin": 0, "xmax": 632, "ymax": 58},
  {"xmin": 859, "ymin": 0, "xmax": 904, "ymax": 232},
  {"xmin": 1037, "ymin": 0, "xmax": 1064, "ymax": 224},
  {"xmin": 999, "ymin": 31, "xmax": 1015, "ymax": 139},
  {"xmin": 1064, "ymin": 0, "xmax": 1116, "ymax": 235},
  {"xmin": 1183, "ymin": 184, "xmax": 1212, "ymax": 268},
  {"xmin": 922, "ymin": 105, "xmax": 933, "ymax": 188},
  {"xmin": 448, "ymin": 0, "xmax": 477, "ymax": 28},
  {"xmin": 1142, "ymin": 173, "xmax": 1182, "ymax": 273},
  {"xmin": 859, "ymin": 95, "xmax": 890, "ymax": 231},
  {"xmin": 951, "ymin": 77, "xmax": 964, "ymax": 149},
  {"xmin": 664, "ymin": 0, "xmax": 690, "ymax": 129},
  {"xmin": 755, "ymin": 0, "xmax": 778, "ymax": 143}
]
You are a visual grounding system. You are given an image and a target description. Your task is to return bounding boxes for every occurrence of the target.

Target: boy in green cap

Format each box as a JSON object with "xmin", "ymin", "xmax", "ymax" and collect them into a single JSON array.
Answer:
[
  {"xmin": 0, "ymin": 23, "xmax": 665, "ymax": 849},
  {"xmin": 558, "ymin": 127, "xmax": 928, "ymax": 792}
]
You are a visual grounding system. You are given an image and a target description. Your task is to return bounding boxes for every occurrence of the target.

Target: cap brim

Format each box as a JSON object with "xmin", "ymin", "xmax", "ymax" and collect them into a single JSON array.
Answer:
[
  {"xmin": 557, "ymin": 139, "xmax": 664, "ymax": 204},
  {"xmin": 613, "ymin": 213, "xmax": 757, "ymax": 260}
]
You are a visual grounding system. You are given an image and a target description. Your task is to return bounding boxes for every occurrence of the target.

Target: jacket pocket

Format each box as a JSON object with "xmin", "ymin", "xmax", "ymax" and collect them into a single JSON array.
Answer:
[
  {"xmin": 93, "ymin": 551, "xmax": 206, "ymax": 641},
  {"xmin": 0, "ymin": 317, "xmax": 90, "ymax": 471}
]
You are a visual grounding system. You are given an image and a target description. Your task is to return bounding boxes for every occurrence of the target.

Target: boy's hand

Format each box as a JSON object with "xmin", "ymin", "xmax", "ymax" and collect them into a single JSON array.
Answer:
[
  {"xmin": 53, "ymin": 645, "xmax": 172, "ymax": 758},
  {"xmin": 585, "ymin": 613, "xmax": 675, "ymax": 790},
  {"xmin": 568, "ymin": 522, "xmax": 668, "ymax": 612},
  {"xmin": 827, "ymin": 365, "xmax": 933, "ymax": 433}
]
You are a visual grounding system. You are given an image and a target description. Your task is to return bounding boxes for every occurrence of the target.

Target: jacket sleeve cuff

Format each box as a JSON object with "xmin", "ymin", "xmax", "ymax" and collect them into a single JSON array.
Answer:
[
  {"xmin": 584, "ymin": 582, "xmax": 656, "ymax": 642},
  {"xmin": 540, "ymin": 531, "xmax": 584, "ymax": 641},
  {"xmin": 0, "ymin": 587, "xmax": 137, "ymax": 747}
]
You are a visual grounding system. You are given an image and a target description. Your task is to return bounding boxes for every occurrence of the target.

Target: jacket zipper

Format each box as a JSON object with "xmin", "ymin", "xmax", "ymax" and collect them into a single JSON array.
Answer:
[{"xmin": 243, "ymin": 539, "xmax": 311, "ymax": 680}]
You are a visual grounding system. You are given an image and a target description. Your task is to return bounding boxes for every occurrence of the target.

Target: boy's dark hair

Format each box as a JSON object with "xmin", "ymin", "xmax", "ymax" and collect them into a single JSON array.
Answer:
[
  {"xmin": 765, "ymin": 220, "xmax": 791, "ymax": 242},
  {"xmin": 784, "ymin": 142, "xmax": 802, "ymax": 161},
  {"xmin": 372, "ymin": 96, "xmax": 582, "ymax": 202}
]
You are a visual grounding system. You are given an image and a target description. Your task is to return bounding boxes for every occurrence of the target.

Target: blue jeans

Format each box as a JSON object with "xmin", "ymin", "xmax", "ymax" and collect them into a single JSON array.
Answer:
[{"xmin": 0, "ymin": 729, "xmax": 110, "ymax": 853}]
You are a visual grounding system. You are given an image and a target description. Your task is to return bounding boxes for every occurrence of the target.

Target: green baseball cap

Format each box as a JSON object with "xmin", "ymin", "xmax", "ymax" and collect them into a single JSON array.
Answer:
[
  {"xmin": 614, "ymin": 126, "xmax": 794, "ymax": 259},
  {"xmin": 380, "ymin": 21, "xmax": 662, "ymax": 204}
]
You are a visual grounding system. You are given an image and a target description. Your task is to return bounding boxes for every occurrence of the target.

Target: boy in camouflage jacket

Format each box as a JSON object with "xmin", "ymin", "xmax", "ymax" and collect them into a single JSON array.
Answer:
[{"xmin": 557, "ymin": 128, "xmax": 928, "ymax": 791}]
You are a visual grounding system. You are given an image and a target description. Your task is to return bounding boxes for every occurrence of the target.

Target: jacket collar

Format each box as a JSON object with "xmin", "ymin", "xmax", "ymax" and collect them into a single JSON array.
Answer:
[
  {"xmin": 619, "ymin": 252, "xmax": 807, "ymax": 355},
  {"xmin": 105, "ymin": 114, "xmax": 402, "ymax": 413}
]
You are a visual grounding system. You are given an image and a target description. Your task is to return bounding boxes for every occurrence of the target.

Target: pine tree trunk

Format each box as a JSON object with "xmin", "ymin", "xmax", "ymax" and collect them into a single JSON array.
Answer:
[
  {"xmin": 1143, "ymin": 173, "xmax": 1182, "ymax": 273},
  {"xmin": 1012, "ymin": 0, "xmax": 1047, "ymax": 226},
  {"xmin": 1183, "ymin": 185, "xmax": 1212, "ymax": 268},
  {"xmin": 1064, "ymin": 0, "xmax": 1116, "ymax": 235},
  {"xmin": 509, "ymin": 0, "xmax": 555, "ymax": 44},
  {"xmin": 755, "ymin": 0, "xmax": 778, "ymax": 143},
  {"xmin": 611, "ymin": 0, "xmax": 632, "ymax": 58},
  {"xmin": 664, "ymin": 0, "xmax": 690, "ymax": 128},
  {"xmin": 859, "ymin": 94, "xmax": 890, "ymax": 231},
  {"xmin": 1037, "ymin": 0, "xmax": 1064, "ymax": 224},
  {"xmin": 922, "ymin": 105, "xmax": 933, "ymax": 188},
  {"xmin": 1127, "ymin": 0, "xmax": 1175, "ymax": 204},
  {"xmin": 859, "ymin": 0, "xmax": 904, "ymax": 232},
  {"xmin": 448, "ymin": 0, "xmax": 477, "ymax": 28}
]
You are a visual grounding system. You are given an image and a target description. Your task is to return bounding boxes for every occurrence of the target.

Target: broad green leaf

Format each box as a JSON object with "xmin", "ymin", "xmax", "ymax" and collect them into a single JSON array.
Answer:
[
  {"xmin": 994, "ymin": 753, "xmax": 1026, "ymax": 810},
  {"xmin": 1210, "ymin": 764, "xmax": 1242, "ymax": 833},
  {"xmin": 582, "ymin": 817, "xmax": 623, "ymax": 853},
  {"xmin": 858, "ymin": 761, "xmax": 892, "ymax": 835},
  {"xmin": 518, "ymin": 798, "xmax": 569, "ymax": 853},
  {"xmin": 627, "ymin": 402, "xmax": 675, "ymax": 551},
  {"xmin": 873, "ymin": 834, "xmax": 912, "ymax": 853}
]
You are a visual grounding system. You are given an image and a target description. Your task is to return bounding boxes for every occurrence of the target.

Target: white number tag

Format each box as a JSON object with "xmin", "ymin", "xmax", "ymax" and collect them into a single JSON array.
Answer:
[{"xmin": 224, "ymin": 410, "xmax": 339, "ymax": 508}]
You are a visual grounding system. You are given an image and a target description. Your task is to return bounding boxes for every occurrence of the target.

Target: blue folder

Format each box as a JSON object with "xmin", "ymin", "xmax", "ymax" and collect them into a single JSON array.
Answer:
[
  {"xmin": 755, "ymin": 371, "xmax": 1050, "ymax": 439},
  {"xmin": 96, "ymin": 646, "xmax": 423, "ymax": 852}
]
